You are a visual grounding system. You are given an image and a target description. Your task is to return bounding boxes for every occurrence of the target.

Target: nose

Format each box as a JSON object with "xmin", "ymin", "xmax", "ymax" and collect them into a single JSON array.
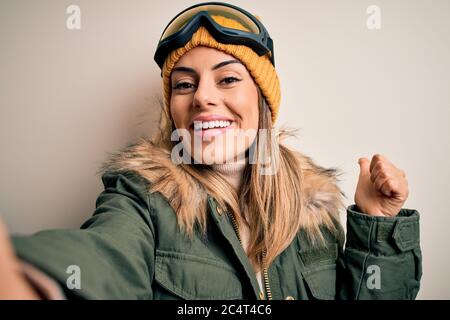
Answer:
[{"xmin": 192, "ymin": 76, "xmax": 222, "ymax": 110}]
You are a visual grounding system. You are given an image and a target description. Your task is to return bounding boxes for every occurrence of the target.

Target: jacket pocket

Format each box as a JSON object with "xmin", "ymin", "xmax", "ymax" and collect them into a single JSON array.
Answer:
[
  {"xmin": 298, "ymin": 243, "xmax": 338, "ymax": 300},
  {"xmin": 154, "ymin": 249, "xmax": 243, "ymax": 300},
  {"xmin": 301, "ymin": 263, "xmax": 337, "ymax": 300}
]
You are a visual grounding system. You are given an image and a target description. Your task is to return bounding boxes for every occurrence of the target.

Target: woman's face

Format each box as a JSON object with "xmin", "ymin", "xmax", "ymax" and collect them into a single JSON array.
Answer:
[{"xmin": 170, "ymin": 46, "xmax": 259, "ymax": 165}]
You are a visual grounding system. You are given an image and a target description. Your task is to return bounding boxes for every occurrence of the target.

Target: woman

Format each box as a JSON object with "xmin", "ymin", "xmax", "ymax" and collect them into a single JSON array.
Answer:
[{"xmin": 0, "ymin": 2, "xmax": 421, "ymax": 300}]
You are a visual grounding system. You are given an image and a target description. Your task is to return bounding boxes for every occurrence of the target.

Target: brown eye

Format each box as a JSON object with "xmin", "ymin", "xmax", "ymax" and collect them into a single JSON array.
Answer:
[
  {"xmin": 220, "ymin": 77, "xmax": 241, "ymax": 85},
  {"xmin": 173, "ymin": 82, "xmax": 196, "ymax": 90}
]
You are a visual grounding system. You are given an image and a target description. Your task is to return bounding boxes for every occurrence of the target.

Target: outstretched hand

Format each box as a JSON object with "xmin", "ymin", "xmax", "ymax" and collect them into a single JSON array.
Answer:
[{"xmin": 0, "ymin": 216, "xmax": 40, "ymax": 299}]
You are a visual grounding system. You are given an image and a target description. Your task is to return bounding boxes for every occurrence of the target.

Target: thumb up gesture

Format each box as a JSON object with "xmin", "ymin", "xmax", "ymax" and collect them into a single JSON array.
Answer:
[{"xmin": 355, "ymin": 154, "xmax": 409, "ymax": 217}]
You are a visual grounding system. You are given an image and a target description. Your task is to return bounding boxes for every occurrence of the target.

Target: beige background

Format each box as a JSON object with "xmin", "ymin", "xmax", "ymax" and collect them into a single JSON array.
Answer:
[{"xmin": 0, "ymin": 0, "xmax": 449, "ymax": 299}]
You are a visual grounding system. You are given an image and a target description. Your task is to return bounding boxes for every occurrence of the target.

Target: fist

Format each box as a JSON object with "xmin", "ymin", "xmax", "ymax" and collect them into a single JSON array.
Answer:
[{"xmin": 355, "ymin": 154, "xmax": 409, "ymax": 217}]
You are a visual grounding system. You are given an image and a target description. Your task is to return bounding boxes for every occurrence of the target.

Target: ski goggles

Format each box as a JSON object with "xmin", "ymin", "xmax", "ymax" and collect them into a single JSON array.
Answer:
[{"xmin": 154, "ymin": 2, "xmax": 275, "ymax": 70}]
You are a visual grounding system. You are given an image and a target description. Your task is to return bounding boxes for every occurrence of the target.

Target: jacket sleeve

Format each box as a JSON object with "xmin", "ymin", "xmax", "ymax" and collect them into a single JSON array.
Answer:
[
  {"xmin": 336, "ymin": 204, "xmax": 422, "ymax": 300},
  {"xmin": 11, "ymin": 170, "xmax": 155, "ymax": 300}
]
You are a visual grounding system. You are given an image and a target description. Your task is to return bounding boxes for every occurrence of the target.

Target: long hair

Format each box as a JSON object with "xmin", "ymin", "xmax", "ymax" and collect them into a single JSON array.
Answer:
[{"xmin": 143, "ymin": 88, "xmax": 343, "ymax": 272}]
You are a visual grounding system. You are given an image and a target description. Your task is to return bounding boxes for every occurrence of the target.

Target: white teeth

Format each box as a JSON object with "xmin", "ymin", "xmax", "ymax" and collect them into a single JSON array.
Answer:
[{"xmin": 193, "ymin": 120, "xmax": 232, "ymax": 130}]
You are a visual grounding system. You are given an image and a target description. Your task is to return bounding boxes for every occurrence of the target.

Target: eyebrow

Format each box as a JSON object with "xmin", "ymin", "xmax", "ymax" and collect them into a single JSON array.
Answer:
[{"xmin": 171, "ymin": 59, "xmax": 243, "ymax": 75}]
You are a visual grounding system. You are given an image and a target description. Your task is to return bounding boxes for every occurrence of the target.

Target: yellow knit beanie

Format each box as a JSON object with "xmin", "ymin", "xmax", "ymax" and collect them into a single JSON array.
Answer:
[{"xmin": 162, "ymin": 14, "xmax": 281, "ymax": 124}]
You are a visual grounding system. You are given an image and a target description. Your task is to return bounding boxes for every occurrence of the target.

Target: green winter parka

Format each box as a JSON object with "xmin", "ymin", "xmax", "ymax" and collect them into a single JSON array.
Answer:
[{"xmin": 11, "ymin": 139, "xmax": 422, "ymax": 300}]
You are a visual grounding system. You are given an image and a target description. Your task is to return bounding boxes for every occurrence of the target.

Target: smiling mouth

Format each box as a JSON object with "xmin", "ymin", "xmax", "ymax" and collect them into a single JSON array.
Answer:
[
  {"xmin": 192, "ymin": 120, "xmax": 234, "ymax": 131},
  {"xmin": 190, "ymin": 120, "xmax": 236, "ymax": 140}
]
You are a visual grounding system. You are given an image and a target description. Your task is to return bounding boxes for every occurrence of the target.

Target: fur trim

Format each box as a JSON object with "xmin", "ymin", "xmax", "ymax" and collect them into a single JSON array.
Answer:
[{"xmin": 98, "ymin": 137, "xmax": 346, "ymax": 226}]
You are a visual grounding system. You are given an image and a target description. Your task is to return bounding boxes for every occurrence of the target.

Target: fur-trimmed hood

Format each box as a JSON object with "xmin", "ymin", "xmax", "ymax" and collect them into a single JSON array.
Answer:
[{"xmin": 98, "ymin": 137, "xmax": 346, "ymax": 227}]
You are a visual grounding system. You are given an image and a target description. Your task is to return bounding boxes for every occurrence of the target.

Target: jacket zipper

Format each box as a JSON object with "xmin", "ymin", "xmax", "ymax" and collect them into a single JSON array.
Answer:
[
  {"xmin": 262, "ymin": 249, "xmax": 273, "ymax": 300},
  {"xmin": 226, "ymin": 210, "xmax": 272, "ymax": 300}
]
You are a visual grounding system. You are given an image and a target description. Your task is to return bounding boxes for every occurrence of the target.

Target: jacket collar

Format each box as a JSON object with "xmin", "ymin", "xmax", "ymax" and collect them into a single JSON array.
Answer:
[{"xmin": 99, "ymin": 137, "xmax": 346, "ymax": 222}]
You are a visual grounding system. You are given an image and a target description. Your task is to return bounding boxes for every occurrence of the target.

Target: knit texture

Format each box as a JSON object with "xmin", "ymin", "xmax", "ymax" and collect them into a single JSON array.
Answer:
[{"xmin": 211, "ymin": 161, "xmax": 247, "ymax": 192}]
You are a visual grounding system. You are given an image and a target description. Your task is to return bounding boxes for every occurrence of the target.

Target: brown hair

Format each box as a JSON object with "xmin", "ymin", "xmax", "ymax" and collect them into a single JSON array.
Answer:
[{"xmin": 146, "ymin": 88, "xmax": 344, "ymax": 272}]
